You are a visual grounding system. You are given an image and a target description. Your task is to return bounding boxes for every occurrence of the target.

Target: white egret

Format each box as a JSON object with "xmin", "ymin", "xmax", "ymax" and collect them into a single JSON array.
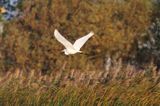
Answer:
[{"xmin": 54, "ymin": 29, "xmax": 94, "ymax": 55}]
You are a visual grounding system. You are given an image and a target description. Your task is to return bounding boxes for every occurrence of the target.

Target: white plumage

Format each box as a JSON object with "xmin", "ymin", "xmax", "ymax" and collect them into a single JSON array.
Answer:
[{"xmin": 54, "ymin": 29, "xmax": 94, "ymax": 55}]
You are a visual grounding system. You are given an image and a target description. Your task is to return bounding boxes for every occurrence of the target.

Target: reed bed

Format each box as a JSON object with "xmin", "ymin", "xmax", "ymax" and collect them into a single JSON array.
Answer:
[{"xmin": 0, "ymin": 63, "xmax": 159, "ymax": 105}]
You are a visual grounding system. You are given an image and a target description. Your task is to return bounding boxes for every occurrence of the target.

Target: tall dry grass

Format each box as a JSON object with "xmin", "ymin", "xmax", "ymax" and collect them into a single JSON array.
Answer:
[{"xmin": 0, "ymin": 62, "xmax": 159, "ymax": 105}]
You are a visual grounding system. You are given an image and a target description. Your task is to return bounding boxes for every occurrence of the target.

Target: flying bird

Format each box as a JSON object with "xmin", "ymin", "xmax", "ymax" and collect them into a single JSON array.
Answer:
[{"xmin": 54, "ymin": 29, "xmax": 94, "ymax": 55}]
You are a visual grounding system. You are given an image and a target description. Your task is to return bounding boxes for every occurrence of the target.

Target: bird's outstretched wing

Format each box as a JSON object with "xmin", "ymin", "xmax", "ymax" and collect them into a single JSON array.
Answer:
[
  {"xmin": 73, "ymin": 32, "xmax": 94, "ymax": 51},
  {"xmin": 54, "ymin": 29, "xmax": 75, "ymax": 49}
]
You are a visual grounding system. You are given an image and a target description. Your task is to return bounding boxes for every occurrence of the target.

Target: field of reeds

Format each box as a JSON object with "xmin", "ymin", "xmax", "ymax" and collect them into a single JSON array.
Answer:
[
  {"xmin": 0, "ymin": 62, "xmax": 160, "ymax": 105},
  {"xmin": 0, "ymin": 0, "xmax": 160, "ymax": 105}
]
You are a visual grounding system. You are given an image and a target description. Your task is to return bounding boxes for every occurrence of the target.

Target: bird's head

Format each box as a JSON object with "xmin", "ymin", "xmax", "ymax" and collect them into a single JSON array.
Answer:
[{"xmin": 77, "ymin": 51, "xmax": 82, "ymax": 53}]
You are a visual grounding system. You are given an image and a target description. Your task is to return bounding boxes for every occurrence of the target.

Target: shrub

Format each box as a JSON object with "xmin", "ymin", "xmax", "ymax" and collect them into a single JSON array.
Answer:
[
  {"xmin": 0, "ymin": 0, "xmax": 153, "ymax": 72},
  {"xmin": 134, "ymin": 1, "xmax": 160, "ymax": 67}
]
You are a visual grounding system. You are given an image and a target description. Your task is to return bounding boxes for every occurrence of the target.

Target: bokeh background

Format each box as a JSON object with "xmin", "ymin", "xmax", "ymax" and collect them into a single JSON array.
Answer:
[
  {"xmin": 0, "ymin": 0, "xmax": 159, "ymax": 105},
  {"xmin": 0, "ymin": 0, "xmax": 159, "ymax": 73}
]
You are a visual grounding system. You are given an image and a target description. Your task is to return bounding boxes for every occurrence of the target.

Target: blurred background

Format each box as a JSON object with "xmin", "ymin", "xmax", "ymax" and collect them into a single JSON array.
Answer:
[
  {"xmin": 0, "ymin": 0, "xmax": 159, "ymax": 105},
  {"xmin": 0, "ymin": 0, "xmax": 159, "ymax": 73}
]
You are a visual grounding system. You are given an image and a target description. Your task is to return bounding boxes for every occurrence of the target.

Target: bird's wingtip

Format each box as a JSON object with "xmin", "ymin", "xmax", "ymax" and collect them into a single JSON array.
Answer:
[
  {"xmin": 90, "ymin": 31, "xmax": 94, "ymax": 36},
  {"xmin": 54, "ymin": 29, "xmax": 59, "ymax": 35},
  {"xmin": 54, "ymin": 29, "xmax": 58, "ymax": 32}
]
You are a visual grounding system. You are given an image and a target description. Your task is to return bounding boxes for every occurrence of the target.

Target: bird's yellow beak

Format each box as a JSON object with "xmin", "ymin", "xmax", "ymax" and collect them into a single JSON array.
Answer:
[{"xmin": 0, "ymin": 7, "xmax": 7, "ymax": 14}]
